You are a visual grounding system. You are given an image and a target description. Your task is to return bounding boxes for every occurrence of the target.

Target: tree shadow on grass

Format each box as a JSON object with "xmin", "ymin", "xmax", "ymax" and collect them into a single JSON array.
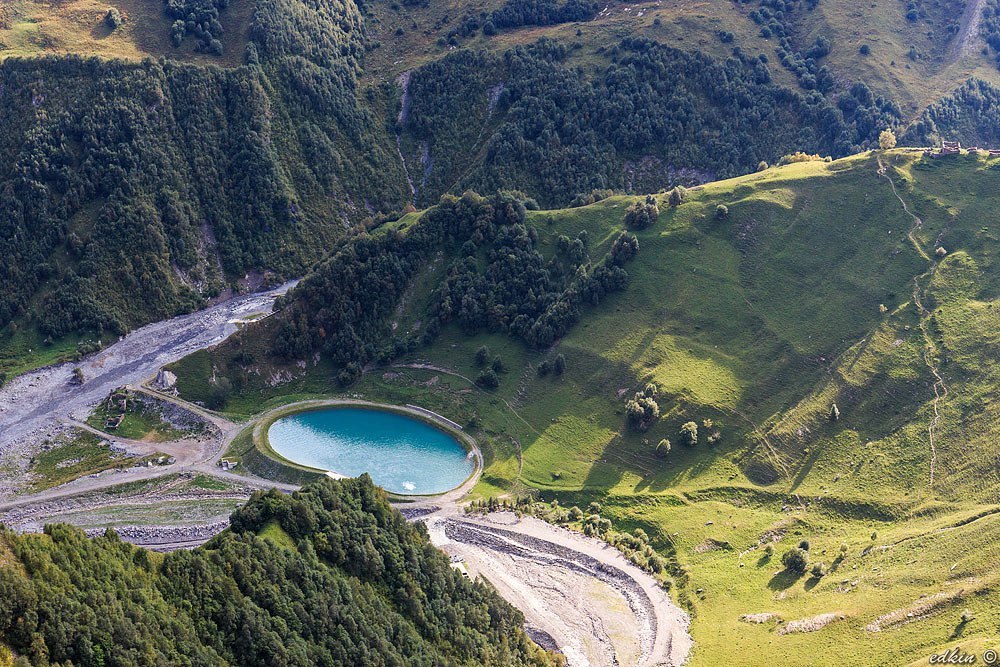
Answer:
[
  {"xmin": 949, "ymin": 619, "xmax": 969, "ymax": 640},
  {"xmin": 767, "ymin": 569, "xmax": 803, "ymax": 591},
  {"xmin": 90, "ymin": 21, "xmax": 114, "ymax": 40},
  {"xmin": 804, "ymin": 575, "xmax": 822, "ymax": 591}
]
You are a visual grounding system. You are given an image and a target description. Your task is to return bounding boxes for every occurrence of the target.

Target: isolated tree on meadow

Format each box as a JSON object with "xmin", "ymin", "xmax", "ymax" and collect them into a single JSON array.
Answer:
[
  {"xmin": 715, "ymin": 204, "xmax": 729, "ymax": 219},
  {"xmin": 781, "ymin": 547, "xmax": 809, "ymax": 573},
  {"xmin": 829, "ymin": 403, "xmax": 840, "ymax": 422},
  {"xmin": 476, "ymin": 368, "xmax": 500, "ymax": 389},
  {"xmin": 879, "ymin": 128, "xmax": 897, "ymax": 150},
  {"xmin": 475, "ymin": 345, "xmax": 491, "ymax": 366},
  {"xmin": 105, "ymin": 7, "xmax": 123, "ymax": 29},
  {"xmin": 679, "ymin": 421, "xmax": 698, "ymax": 447},
  {"xmin": 553, "ymin": 353, "xmax": 566, "ymax": 375},
  {"xmin": 609, "ymin": 232, "xmax": 640, "ymax": 266},
  {"xmin": 626, "ymin": 396, "xmax": 660, "ymax": 431},
  {"xmin": 655, "ymin": 438, "xmax": 671, "ymax": 458}
]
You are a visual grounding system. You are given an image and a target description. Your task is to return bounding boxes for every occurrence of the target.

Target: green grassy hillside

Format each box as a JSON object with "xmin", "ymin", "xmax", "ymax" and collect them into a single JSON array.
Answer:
[
  {"xmin": 0, "ymin": 0, "xmax": 254, "ymax": 65},
  {"xmin": 171, "ymin": 150, "xmax": 1000, "ymax": 665}
]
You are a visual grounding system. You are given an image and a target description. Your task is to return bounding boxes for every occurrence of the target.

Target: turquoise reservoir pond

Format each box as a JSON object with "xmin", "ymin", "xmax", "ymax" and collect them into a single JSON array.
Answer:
[{"xmin": 267, "ymin": 407, "xmax": 475, "ymax": 495}]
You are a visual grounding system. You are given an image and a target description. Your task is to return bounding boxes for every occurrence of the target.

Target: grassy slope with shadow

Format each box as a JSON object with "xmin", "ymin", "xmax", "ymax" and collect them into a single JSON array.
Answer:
[{"xmin": 172, "ymin": 150, "xmax": 1000, "ymax": 665}]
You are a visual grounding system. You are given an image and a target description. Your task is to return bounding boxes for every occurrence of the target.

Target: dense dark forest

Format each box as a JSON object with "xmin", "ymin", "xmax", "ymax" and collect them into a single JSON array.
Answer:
[
  {"xmin": 400, "ymin": 38, "xmax": 899, "ymax": 207},
  {"xmin": 263, "ymin": 191, "xmax": 635, "ymax": 386},
  {"xmin": 904, "ymin": 78, "xmax": 1000, "ymax": 145},
  {"xmin": 165, "ymin": 0, "xmax": 230, "ymax": 52},
  {"xmin": 489, "ymin": 0, "xmax": 598, "ymax": 31},
  {"xmin": 0, "ymin": 476, "xmax": 559, "ymax": 666},
  {"xmin": 982, "ymin": 0, "xmax": 1000, "ymax": 68},
  {"xmin": 0, "ymin": 0, "xmax": 407, "ymax": 342}
]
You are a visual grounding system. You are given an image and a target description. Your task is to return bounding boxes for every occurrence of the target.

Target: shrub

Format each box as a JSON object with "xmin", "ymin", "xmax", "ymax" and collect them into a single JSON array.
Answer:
[
  {"xmin": 476, "ymin": 368, "xmax": 500, "ymax": 389},
  {"xmin": 655, "ymin": 438, "xmax": 671, "ymax": 458},
  {"xmin": 667, "ymin": 186, "xmax": 686, "ymax": 207},
  {"xmin": 810, "ymin": 562, "xmax": 826, "ymax": 577},
  {"xmin": 626, "ymin": 396, "xmax": 660, "ymax": 430},
  {"xmin": 879, "ymin": 128, "xmax": 897, "ymax": 150},
  {"xmin": 829, "ymin": 403, "xmax": 840, "ymax": 422},
  {"xmin": 206, "ymin": 377, "xmax": 231, "ymax": 409},
  {"xmin": 798, "ymin": 539, "xmax": 810, "ymax": 551},
  {"xmin": 475, "ymin": 345, "xmax": 491, "ymax": 366},
  {"xmin": 105, "ymin": 7, "xmax": 123, "ymax": 29},
  {"xmin": 859, "ymin": 44, "xmax": 870, "ymax": 55},
  {"xmin": 491, "ymin": 355, "xmax": 505, "ymax": 373},
  {"xmin": 715, "ymin": 204, "xmax": 729, "ymax": 219},
  {"xmin": 781, "ymin": 547, "xmax": 809, "ymax": 573},
  {"xmin": 553, "ymin": 353, "xmax": 566, "ymax": 375},
  {"xmin": 678, "ymin": 421, "xmax": 698, "ymax": 447},
  {"xmin": 537, "ymin": 360, "xmax": 551, "ymax": 376},
  {"xmin": 624, "ymin": 196, "xmax": 660, "ymax": 229},
  {"xmin": 778, "ymin": 151, "xmax": 826, "ymax": 166}
]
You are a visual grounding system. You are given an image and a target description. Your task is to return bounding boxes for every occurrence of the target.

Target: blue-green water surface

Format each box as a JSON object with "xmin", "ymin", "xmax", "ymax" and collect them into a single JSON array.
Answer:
[{"xmin": 267, "ymin": 407, "xmax": 474, "ymax": 494}]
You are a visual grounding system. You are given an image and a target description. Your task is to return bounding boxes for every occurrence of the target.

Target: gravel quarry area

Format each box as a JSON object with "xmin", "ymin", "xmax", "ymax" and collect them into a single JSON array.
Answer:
[
  {"xmin": 0, "ymin": 281, "xmax": 295, "ymax": 498},
  {"xmin": 425, "ymin": 511, "xmax": 692, "ymax": 667}
]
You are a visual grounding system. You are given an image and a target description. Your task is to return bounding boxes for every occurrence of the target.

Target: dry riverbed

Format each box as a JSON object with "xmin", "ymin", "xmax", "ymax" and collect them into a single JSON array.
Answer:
[
  {"xmin": 0, "ymin": 282, "xmax": 295, "ymax": 498},
  {"xmin": 425, "ymin": 511, "xmax": 692, "ymax": 667}
]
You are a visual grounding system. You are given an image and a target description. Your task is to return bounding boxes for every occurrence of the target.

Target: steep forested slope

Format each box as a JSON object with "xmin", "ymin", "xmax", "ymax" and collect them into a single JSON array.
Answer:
[
  {"xmin": 397, "ymin": 38, "xmax": 898, "ymax": 206},
  {"xmin": 0, "ymin": 476, "xmax": 559, "ymax": 666},
  {"xmin": 0, "ymin": 0, "xmax": 408, "ymax": 372}
]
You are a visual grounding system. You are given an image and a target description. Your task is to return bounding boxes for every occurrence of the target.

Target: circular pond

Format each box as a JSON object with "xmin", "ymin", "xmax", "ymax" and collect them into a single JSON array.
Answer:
[{"xmin": 266, "ymin": 407, "xmax": 476, "ymax": 495}]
